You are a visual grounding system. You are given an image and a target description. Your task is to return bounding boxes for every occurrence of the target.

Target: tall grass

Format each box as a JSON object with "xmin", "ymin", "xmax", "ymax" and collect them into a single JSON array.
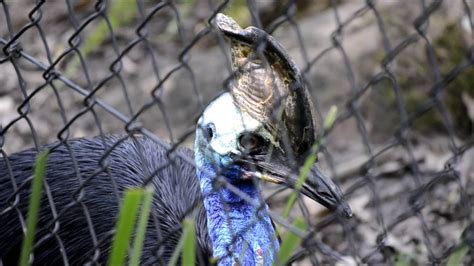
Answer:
[
  {"xmin": 167, "ymin": 218, "xmax": 196, "ymax": 266},
  {"xmin": 108, "ymin": 186, "xmax": 154, "ymax": 266},
  {"xmin": 19, "ymin": 151, "xmax": 49, "ymax": 266},
  {"xmin": 65, "ymin": 0, "xmax": 137, "ymax": 76},
  {"xmin": 277, "ymin": 106, "xmax": 338, "ymax": 265},
  {"xmin": 108, "ymin": 189, "xmax": 143, "ymax": 266},
  {"xmin": 130, "ymin": 187, "xmax": 154, "ymax": 266}
]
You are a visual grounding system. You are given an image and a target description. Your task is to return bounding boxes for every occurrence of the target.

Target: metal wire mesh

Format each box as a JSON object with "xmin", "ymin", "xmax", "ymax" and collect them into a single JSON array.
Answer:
[{"xmin": 0, "ymin": 0, "xmax": 473, "ymax": 265}]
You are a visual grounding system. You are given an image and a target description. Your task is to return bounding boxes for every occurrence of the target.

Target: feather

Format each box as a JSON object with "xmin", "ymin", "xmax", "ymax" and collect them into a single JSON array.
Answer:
[{"xmin": 0, "ymin": 135, "xmax": 212, "ymax": 265}]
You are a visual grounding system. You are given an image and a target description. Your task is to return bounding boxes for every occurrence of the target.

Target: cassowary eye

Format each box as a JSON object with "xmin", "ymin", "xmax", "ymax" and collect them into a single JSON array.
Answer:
[
  {"xmin": 238, "ymin": 133, "xmax": 265, "ymax": 152},
  {"xmin": 203, "ymin": 123, "xmax": 215, "ymax": 142}
]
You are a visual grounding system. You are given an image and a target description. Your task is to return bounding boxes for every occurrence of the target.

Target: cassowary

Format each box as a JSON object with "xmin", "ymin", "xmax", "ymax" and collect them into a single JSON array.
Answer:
[{"xmin": 0, "ymin": 14, "xmax": 351, "ymax": 265}]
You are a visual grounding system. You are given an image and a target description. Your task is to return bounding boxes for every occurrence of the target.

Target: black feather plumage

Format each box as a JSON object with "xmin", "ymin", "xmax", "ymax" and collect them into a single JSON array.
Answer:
[{"xmin": 0, "ymin": 135, "xmax": 212, "ymax": 265}]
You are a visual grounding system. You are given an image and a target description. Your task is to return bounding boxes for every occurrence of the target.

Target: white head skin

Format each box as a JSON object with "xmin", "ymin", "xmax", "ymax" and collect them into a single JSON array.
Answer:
[
  {"xmin": 195, "ymin": 92, "xmax": 276, "ymax": 168},
  {"xmin": 193, "ymin": 92, "xmax": 280, "ymax": 264},
  {"xmin": 194, "ymin": 92, "xmax": 353, "ymax": 217}
]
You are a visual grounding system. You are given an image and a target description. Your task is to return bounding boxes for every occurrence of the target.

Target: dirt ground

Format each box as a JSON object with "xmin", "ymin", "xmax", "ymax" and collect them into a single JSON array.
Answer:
[{"xmin": 1, "ymin": 0, "xmax": 473, "ymax": 264}]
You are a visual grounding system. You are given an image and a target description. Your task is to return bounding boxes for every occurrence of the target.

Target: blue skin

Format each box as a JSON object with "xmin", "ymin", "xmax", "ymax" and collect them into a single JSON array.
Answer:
[{"xmin": 194, "ymin": 148, "xmax": 280, "ymax": 265}]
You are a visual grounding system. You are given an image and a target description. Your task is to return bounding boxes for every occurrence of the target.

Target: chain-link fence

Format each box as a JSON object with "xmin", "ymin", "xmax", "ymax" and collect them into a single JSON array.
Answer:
[{"xmin": 1, "ymin": 0, "xmax": 473, "ymax": 265}]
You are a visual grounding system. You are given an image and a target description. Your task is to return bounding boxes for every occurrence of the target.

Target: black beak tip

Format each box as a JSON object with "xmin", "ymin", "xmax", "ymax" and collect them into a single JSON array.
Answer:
[
  {"xmin": 339, "ymin": 202, "xmax": 353, "ymax": 219},
  {"xmin": 323, "ymin": 195, "xmax": 352, "ymax": 219},
  {"xmin": 307, "ymin": 167, "xmax": 353, "ymax": 219}
]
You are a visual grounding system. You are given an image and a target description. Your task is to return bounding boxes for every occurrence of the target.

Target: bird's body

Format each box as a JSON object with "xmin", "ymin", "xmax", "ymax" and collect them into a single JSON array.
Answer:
[
  {"xmin": 0, "ymin": 135, "xmax": 212, "ymax": 264},
  {"xmin": 0, "ymin": 14, "xmax": 351, "ymax": 265},
  {"xmin": 0, "ymin": 93, "xmax": 281, "ymax": 265}
]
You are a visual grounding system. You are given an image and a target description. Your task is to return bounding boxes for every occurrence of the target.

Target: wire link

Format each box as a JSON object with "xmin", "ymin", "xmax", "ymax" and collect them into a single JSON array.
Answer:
[{"xmin": 0, "ymin": 0, "xmax": 473, "ymax": 264}]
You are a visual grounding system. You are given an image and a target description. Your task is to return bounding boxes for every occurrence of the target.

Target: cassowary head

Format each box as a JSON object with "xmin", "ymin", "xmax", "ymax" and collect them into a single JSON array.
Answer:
[{"xmin": 195, "ymin": 14, "xmax": 351, "ymax": 217}]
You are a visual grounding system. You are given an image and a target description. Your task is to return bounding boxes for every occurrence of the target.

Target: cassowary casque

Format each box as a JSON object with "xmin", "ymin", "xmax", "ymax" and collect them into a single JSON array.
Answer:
[{"xmin": 0, "ymin": 13, "xmax": 351, "ymax": 265}]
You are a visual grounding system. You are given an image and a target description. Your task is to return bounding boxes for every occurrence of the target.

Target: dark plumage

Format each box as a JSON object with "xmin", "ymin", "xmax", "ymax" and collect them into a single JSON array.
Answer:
[
  {"xmin": 0, "ymin": 13, "xmax": 351, "ymax": 265},
  {"xmin": 0, "ymin": 135, "xmax": 211, "ymax": 265}
]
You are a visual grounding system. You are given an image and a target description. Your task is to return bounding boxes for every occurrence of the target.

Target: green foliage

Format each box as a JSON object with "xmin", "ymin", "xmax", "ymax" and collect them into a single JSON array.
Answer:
[
  {"xmin": 168, "ymin": 218, "xmax": 196, "ymax": 266},
  {"xmin": 369, "ymin": 21, "xmax": 474, "ymax": 138},
  {"xmin": 83, "ymin": 0, "xmax": 137, "ymax": 55},
  {"xmin": 108, "ymin": 189, "xmax": 143, "ymax": 266},
  {"xmin": 19, "ymin": 151, "xmax": 49, "ymax": 266},
  {"xmin": 434, "ymin": 23, "xmax": 474, "ymax": 137},
  {"xmin": 324, "ymin": 105, "xmax": 338, "ymax": 130},
  {"xmin": 182, "ymin": 219, "xmax": 196, "ymax": 266},
  {"xmin": 282, "ymin": 149, "xmax": 318, "ymax": 218},
  {"xmin": 130, "ymin": 187, "xmax": 154, "ymax": 266},
  {"xmin": 66, "ymin": 0, "xmax": 137, "ymax": 76},
  {"xmin": 225, "ymin": 0, "xmax": 251, "ymax": 27},
  {"xmin": 283, "ymin": 105, "xmax": 338, "ymax": 218},
  {"xmin": 393, "ymin": 253, "xmax": 417, "ymax": 266},
  {"xmin": 447, "ymin": 244, "xmax": 468, "ymax": 266},
  {"xmin": 279, "ymin": 106, "xmax": 338, "ymax": 264},
  {"xmin": 276, "ymin": 217, "xmax": 307, "ymax": 265}
]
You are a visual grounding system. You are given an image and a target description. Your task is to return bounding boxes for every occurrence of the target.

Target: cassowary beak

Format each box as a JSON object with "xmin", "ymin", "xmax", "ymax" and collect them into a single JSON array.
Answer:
[
  {"xmin": 298, "ymin": 167, "xmax": 353, "ymax": 218},
  {"xmin": 216, "ymin": 13, "xmax": 352, "ymax": 218},
  {"xmin": 239, "ymin": 157, "xmax": 352, "ymax": 218}
]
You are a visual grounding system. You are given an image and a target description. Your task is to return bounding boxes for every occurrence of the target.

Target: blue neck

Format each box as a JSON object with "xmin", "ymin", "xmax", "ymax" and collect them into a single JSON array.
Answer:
[{"xmin": 195, "ymin": 154, "xmax": 279, "ymax": 265}]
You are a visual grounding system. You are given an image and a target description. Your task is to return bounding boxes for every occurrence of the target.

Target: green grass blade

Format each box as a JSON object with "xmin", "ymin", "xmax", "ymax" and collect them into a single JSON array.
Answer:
[
  {"xmin": 447, "ymin": 244, "xmax": 468, "ymax": 266},
  {"xmin": 19, "ymin": 150, "xmax": 49, "ymax": 266},
  {"xmin": 108, "ymin": 188, "xmax": 144, "ymax": 266},
  {"xmin": 167, "ymin": 218, "xmax": 196, "ymax": 266},
  {"xmin": 279, "ymin": 105, "xmax": 338, "ymax": 264},
  {"xmin": 182, "ymin": 218, "xmax": 196, "ymax": 266},
  {"xmin": 323, "ymin": 105, "xmax": 338, "ymax": 130},
  {"xmin": 167, "ymin": 231, "xmax": 185, "ymax": 266},
  {"xmin": 282, "ymin": 151, "xmax": 318, "ymax": 218},
  {"xmin": 283, "ymin": 105, "xmax": 338, "ymax": 218},
  {"xmin": 129, "ymin": 187, "xmax": 154, "ymax": 266},
  {"xmin": 277, "ymin": 218, "xmax": 307, "ymax": 265}
]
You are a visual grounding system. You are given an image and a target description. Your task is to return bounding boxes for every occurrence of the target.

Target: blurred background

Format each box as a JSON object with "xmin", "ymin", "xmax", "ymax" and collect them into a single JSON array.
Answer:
[{"xmin": 1, "ymin": 0, "xmax": 473, "ymax": 264}]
